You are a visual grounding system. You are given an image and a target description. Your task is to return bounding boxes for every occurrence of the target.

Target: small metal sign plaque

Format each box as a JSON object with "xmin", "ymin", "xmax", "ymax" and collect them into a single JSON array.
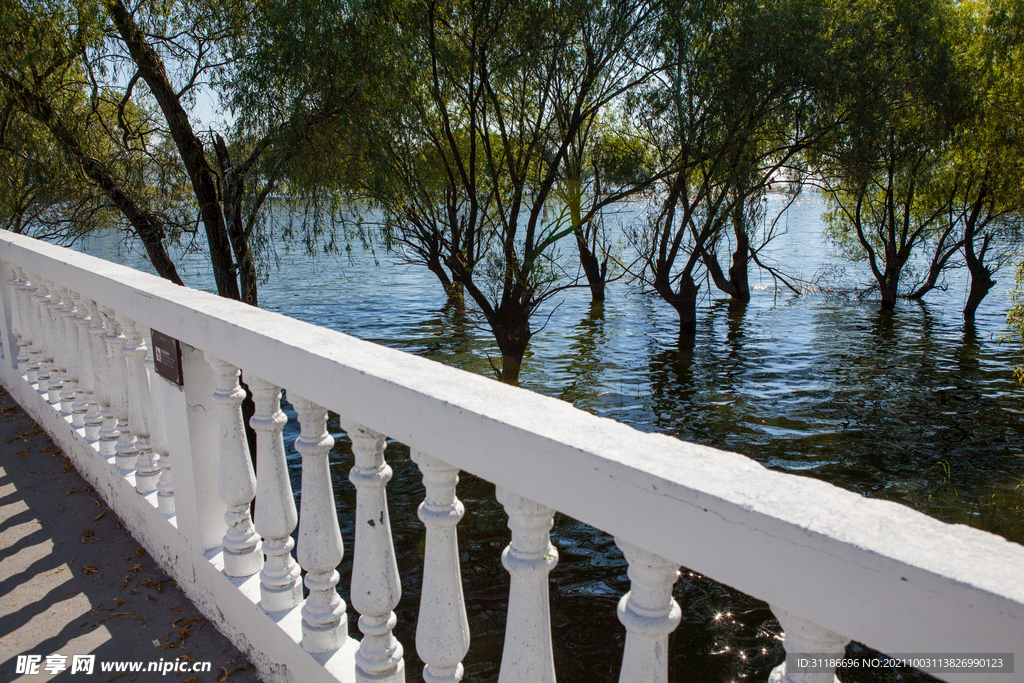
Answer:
[{"xmin": 151, "ymin": 330, "xmax": 183, "ymax": 386}]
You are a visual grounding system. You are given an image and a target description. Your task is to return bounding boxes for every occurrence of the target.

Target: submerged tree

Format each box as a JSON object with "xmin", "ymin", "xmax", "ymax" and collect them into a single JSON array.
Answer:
[
  {"xmin": 814, "ymin": 0, "xmax": 977, "ymax": 311},
  {"xmin": 820, "ymin": 0, "xmax": 1024, "ymax": 318},
  {"xmin": 696, "ymin": 0, "xmax": 847, "ymax": 307},
  {"xmin": 347, "ymin": 0, "xmax": 662, "ymax": 383},
  {"xmin": 553, "ymin": 111, "xmax": 657, "ymax": 304},
  {"xmin": 628, "ymin": 0, "xmax": 839, "ymax": 334},
  {"xmin": 942, "ymin": 0, "xmax": 1024, "ymax": 321}
]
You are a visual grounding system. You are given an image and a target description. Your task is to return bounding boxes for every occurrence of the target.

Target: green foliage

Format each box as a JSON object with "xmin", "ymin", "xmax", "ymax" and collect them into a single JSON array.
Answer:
[
  {"xmin": 1008, "ymin": 261, "xmax": 1024, "ymax": 382},
  {"xmin": 592, "ymin": 127, "xmax": 653, "ymax": 189},
  {"xmin": 0, "ymin": 0, "xmax": 196, "ymax": 241}
]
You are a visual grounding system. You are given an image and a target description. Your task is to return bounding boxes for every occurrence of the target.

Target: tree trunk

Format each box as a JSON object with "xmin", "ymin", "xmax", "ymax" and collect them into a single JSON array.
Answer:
[
  {"xmin": 444, "ymin": 281, "xmax": 465, "ymax": 309},
  {"xmin": 574, "ymin": 226, "xmax": 606, "ymax": 303},
  {"xmin": 963, "ymin": 200, "xmax": 994, "ymax": 322},
  {"xmin": 106, "ymin": 0, "xmax": 241, "ymax": 301},
  {"xmin": 727, "ymin": 230, "xmax": 751, "ymax": 304},
  {"xmin": 489, "ymin": 305, "xmax": 532, "ymax": 385},
  {"xmin": 567, "ymin": 180, "xmax": 606, "ymax": 303},
  {"xmin": 667, "ymin": 274, "xmax": 699, "ymax": 337},
  {"xmin": 964, "ymin": 263, "xmax": 994, "ymax": 322},
  {"xmin": 427, "ymin": 258, "xmax": 464, "ymax": 310},
  {"xmin": 879, "ymin": 267, "xmax": 900, "ymax": 310},
  {"xmin": 215, "ymin": 136, "xmax": 259, "ymax": 306},
  {"xmin": 701, "ymin": 231, "xmax": 749, "ymax": 304}
]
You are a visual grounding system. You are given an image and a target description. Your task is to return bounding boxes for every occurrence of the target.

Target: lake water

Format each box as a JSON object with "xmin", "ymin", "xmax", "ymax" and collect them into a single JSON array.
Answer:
[{"xmin": 76, "ymin": 191, "xmax": 1024, "ymax": 682}]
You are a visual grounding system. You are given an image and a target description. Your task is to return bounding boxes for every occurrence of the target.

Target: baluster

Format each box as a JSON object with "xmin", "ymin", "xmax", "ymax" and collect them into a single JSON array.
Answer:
[
  {"xmin": 26, "ymin": 273, "xmax": 47, "ymax": 386},
  {"xmin": 45, "ymin": 281, "xmax": 67, "ymax": 406},
  {"xmin": 412, "ymin": 450, "xmax": 470, "ymax": 683},
  {"xmin": 86, "ymin": 300, "xmax": 110, "ymax": 445},
  {"xmin": 32, "ymin": 278, "xmax": 54, "ymax": 392},
  {"xmin": 71, "ymin": 293, "xmax": 93, "ymax": 428},
  {"xmin": 14, "ymin": 268, "xmax": 36, "ymax": 380},
  {"xmin": 24, "ymin": 272, "xmax": 46, "ymax": 386},
  {"xmin": 144, "ymin": 328, "xmax": 174, "ymax": 516},
  {"xmin": 15, "ymin": 269, "xmax": 35, "ymax": 375},
  {"xmin": 614, "ymin": 539, "xmax": 682, "ymax": 683},
  {"xmin": 58, "ymin": 287, "xmax": 79, "ymax": 414},
  {"xmin": 205, "ymin": 353, "xmax": 263, "ymax": 577},
  {"xmin": 105, "ymin": 309, "xmax": 135, "ymax": 469},
  {"xmin": 292, "ymin": 393, "xmax": 346, "ymax": 652},
  {"xmin": 6, "ymin": 267, "xmax": 26, "ymax": 372},
  {"xmin": 343, "ymin": 419, "xmax": 405, "ymax": 683},
  {"xmin": 123, "ymin": 315, "xmax": 157, "ymax": 492},
  {"xmin": 248, "ymin": 375, "xmax": 301, "ymax": 611},
  {"xmin": 495, "ymin": 487, "xmax": 558, "ymax": 683},
  {"xmin": 768, "ymin": 607, "xmax": 846, "ymax": 683}
]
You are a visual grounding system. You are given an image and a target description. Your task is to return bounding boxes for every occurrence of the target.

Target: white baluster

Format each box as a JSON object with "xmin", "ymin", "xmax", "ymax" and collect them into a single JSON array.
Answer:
[
  {"xmin": 123, "ymin": 315, "xmax": 157, "ymax": 493},
  {"xmin": 768, "ymin": 607, "xmax": 846, "ymax": 683},
  {"xmin": 292, "ymin": 393, "xmax": 346, "ymax": 652},
  {"xmin": 343, "ymin": 419, "xmax": 405, "ymax": 683},
  {"xmin": 25, "ymin": 273, "xmax": 46, "ymax": 386},
  {"xmin": 85, "ymin": 300, "xmax": 110, "ymax": 444},
  {"xmin": 6, "ymin": 267, "xmax": 27, "ymax": 373},
  {"xmin": 13, "ymin": 268, "xmax": 36, "ymax": 379},
  {"xmin": 45, "ymin": 281, "xmax": 67, "ymax": 406},
  {"xmin": 614, "ymin": 538, "xmax": 682, "ymax": 683},
  {"xmin": 144, "ymin": 328, "xmax": 174, "ymax": 516},
  {"xmin": 71, "ymin": 292, "xmax": 92, "ymax": 428},
  {"xmin": 105, "ymin": 310, "xmax": 135, "ymax": 469},
  {"xmin": 33, "ymin": 279, "xmax": 55, "ymax": 393},
  {"xmin": 58, "ymin": 287, "xmax": 79, "ymax": 414},
  {"xmin": 205, "ymin": 353, "xmax": 263, "ymax": 577},
  {"xmin": 495, "ymin": 486, "xmax": 558, "ymax": 683},
  {"xmin": 412, "ymin": 450, "xmax": 470, "ymax": 683},
  {"xmin": 26, "ymin": 274, "xmax": 48, "ymax": 386},
  {"xmin": 248, "ymin": 375, "xmax": 301, "ymax": 611}
]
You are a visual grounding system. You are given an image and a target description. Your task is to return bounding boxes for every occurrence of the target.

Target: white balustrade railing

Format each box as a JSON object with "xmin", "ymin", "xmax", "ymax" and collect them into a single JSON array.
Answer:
[{"xmin": 0, "ymin": 230, "xmax": 1021, "ymax": 683}]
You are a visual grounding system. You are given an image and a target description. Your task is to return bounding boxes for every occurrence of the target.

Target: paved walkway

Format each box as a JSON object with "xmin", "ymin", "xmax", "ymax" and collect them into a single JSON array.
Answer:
[{"xmin": 0, "ymin": 387, "xmax": 261, "ymax": 682}]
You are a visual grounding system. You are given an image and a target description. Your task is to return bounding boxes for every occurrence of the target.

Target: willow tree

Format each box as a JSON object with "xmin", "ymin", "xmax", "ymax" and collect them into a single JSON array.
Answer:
[
  {"xmin": 350, "ymin": 0, "xmax": 662, "ymax": 384},
  {"xmin": 552, "ymin": 112, "xmax": 657, "ymax": 304},
  {"xmin": 937, "ymin": 0, "xmax": 1024, "ymax": 321},
  {"xmin": 814, "ymin": 0, "xmax": 973, "ymax": 311},
  {"xmin": 694, "ymin": 0, "xmax": 849, "ymax": 307},
  {"xmin": 628, "ymin": 0, "xmax": 837, "ymax": 334},
  {"xmin": 2, "ymin": 0, "xmax": 358, "ymax": 305},
  {"xmin": 0, "ymin": 0, "xmax": 185, "ymax": 282},
  {"xmin": 0, "ymin": 105, "xmax": 115, "ymax": 238},
  {"xmin": 101, "ymin": 0, "xmax": 263, "ymax": 303}
]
